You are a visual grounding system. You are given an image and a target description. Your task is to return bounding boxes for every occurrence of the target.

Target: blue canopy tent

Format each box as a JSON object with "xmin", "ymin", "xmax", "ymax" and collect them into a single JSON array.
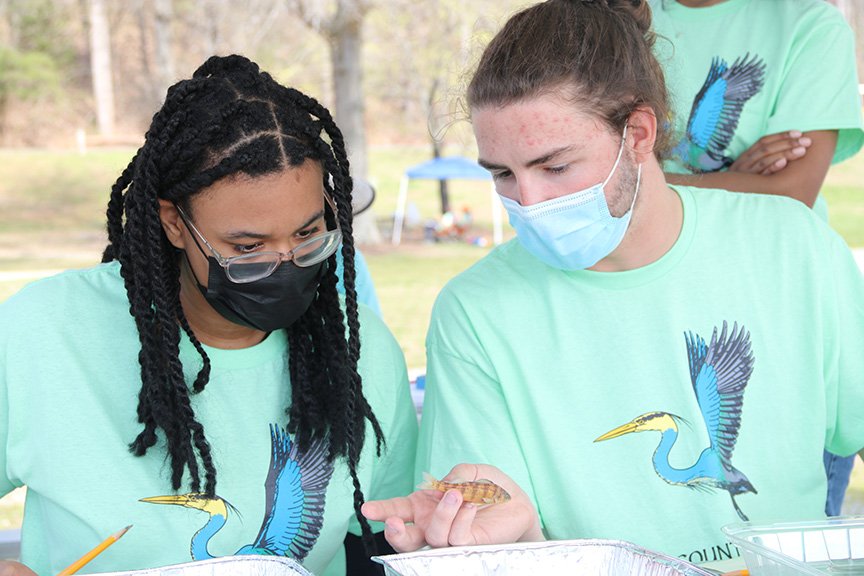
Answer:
[{"xmin": 391, "ymin": 156, "xmax": 503, "ymax": 245}]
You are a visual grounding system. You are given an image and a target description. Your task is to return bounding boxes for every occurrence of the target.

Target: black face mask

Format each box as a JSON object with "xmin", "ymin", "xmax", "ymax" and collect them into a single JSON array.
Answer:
[{"xmin": 194, "ymin": 255, "xmax": 327, "ymax": 332}]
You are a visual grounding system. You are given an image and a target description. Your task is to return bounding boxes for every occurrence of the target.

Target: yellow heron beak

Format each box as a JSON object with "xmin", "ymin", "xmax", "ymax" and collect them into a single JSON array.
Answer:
[
  {"xmin": 594, "ymin": 420, "xmax": 639, "ymax": 442},
  {"xmin": 140, "ymin": 493, "xmax": 226, "ymax": 516},
  {"xmin": 139, "ymin": 494, "xmax": 195, "ymax": 507}
]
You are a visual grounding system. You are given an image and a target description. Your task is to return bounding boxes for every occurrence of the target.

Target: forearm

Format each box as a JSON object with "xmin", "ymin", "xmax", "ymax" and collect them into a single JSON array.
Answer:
[{"xmin": 665, "ymin": 130, "xmax": 837, "ymax": 209}]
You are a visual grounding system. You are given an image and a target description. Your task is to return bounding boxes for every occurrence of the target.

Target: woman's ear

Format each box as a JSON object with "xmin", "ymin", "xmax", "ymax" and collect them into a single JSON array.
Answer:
[
  {"xmin": 159, "ymin": 199, "xmax": 186, "ymax": 250},
  {"xmin": 627, "ymin": 106, "xmax": 658, "ymax": 163}
]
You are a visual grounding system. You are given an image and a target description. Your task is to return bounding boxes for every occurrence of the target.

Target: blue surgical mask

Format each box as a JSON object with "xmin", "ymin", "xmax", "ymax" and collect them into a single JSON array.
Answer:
[{"xmin": 500, "ymin": 127, "xmax": 641, "ymax": 271}]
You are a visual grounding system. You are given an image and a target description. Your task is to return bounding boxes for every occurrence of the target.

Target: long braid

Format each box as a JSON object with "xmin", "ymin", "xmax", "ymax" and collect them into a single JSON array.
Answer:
[
  {"xmin": 103, "ymin": 55, "xmax": 386, "ymax": 548},
  {"xmin": 102, "ymin": 160, "xmax": 135, "ymax": 263},
  {"xmin": 276, "ymin": 87, "xmax": 385, "ymax": 551},
  {"xmin": 317, "ymin": 121, "xmax": 384, "ymax": 553}
]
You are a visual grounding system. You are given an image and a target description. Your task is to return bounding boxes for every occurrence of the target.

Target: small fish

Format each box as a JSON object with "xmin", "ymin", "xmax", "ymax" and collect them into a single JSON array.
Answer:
[{"xmin": 419, "ymin": 472, "xmax": 511, "ymax": 505}]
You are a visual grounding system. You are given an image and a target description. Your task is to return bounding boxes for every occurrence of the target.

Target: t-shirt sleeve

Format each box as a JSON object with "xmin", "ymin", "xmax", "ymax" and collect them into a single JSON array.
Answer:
[
  {"xmin": 346, "ymin": 313, "xmax": 417, "ymax": 536},
  {"xmin": 823, "ymin": 233, "xmax": 864, "ymax": 456},
  {"xmin": 334, "ymin": 249, "xmax": 383, "ymax": 319},
  {"xmin": 351, "ymin": 249, "xmax": 383, "ymax": 319},
  {"xmin": 415, "ymin": 291, "xmax": 540, "ymax": 514},
  {"xmin": 765, "ymin": 9, "xmax": 864, "ymax": 164},
  {"xmin": 0, "ymin": 300, "xmax": 17, "ymax": 497}
]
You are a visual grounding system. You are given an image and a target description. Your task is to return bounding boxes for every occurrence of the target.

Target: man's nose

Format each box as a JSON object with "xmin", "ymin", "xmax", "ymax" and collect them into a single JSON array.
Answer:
[{"xmin": 515, "ymin": 177, "xmax": 552, "ymax": 207}]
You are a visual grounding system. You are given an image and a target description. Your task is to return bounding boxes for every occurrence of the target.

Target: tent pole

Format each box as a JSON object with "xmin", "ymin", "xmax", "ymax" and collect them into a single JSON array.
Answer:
[{"xmin": 392, "ymin": 175, "xmax": 410, "ymax": 245}]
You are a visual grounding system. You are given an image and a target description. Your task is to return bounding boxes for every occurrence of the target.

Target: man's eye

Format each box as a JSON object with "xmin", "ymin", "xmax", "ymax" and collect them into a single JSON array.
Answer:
[
  {"xmin": 492, "ymin": 170, "xmax": 512, "ymax": 181},
  {"xmin": 547, "ymin": 164, "xmax": 569, "ymax": 175}
]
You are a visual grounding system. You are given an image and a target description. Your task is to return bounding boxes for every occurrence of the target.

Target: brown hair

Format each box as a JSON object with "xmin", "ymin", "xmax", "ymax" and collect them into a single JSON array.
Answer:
[{"xmin": 467, "ymin": 0, "xmax": 672, "ymax": 159}]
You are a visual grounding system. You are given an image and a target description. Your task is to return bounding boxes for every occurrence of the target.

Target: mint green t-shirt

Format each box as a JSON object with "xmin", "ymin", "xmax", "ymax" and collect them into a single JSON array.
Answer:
[
  {"xmin": 0, "ymin": 262, "xmax": 418, "ymax": 576},
  {"xmin": 651, "ymin": 0, "xmax": 864, "ymax": 217},
  {"xmin": 416, "ymin": 186, "xmax": 864, "ymax": 564}
]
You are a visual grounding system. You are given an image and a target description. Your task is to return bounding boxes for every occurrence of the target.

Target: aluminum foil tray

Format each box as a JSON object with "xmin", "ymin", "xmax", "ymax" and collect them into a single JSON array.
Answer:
[
  {"xmin": 372, "ymin": 538, "xmax": 716, "ymax": 576},
  {"xmin": 90, "ymin": 555, "xmax": 314, "ymax": 576},
  {"xmin": 723, "ymin": 516, "xmax": 864, "ymax": 575}
]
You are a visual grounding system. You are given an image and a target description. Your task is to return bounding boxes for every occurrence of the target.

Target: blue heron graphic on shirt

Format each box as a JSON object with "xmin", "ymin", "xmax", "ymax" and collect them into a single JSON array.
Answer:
[
  {"xmin": 672, "ymin": 54, "xmax": 766, "ymax": 173},
  {"xmin": 595, "ymin": 321, "xmax": 757, "ymax": 521},
  {"xmin": 141, "ymin": 425, "xmax": 333, "ymax": 561}
]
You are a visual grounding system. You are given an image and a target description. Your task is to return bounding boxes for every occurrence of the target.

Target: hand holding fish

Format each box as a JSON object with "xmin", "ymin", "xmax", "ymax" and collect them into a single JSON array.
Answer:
[{"xmin": 361, "ymin": 463, "xmax": 543, "ymax": 552}]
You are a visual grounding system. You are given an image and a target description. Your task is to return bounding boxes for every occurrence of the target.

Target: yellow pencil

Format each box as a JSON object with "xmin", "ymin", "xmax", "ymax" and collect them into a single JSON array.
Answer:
[{"xmin": 57, "ymin": 525, "xmax": 132, "ymax": 576}]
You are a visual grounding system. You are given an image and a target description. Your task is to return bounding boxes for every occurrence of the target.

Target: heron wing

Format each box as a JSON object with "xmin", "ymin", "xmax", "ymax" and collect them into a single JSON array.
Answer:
[
  {"xmin": 689, "ymin": 322, "xmax": 755, "ymax": 466},
  {"xmin": 685, "ymin": 329, "xmax": 708, "ymax": 386},
  {"xmin": 251, "ymin": 425, "xmax": 333, "ymax": 560},
  {"xmin": 686, "ymin": 54, "xmax": 766, "ymax": 159},
  {"xmin": 685, "ymin": 57, "xmax": 727, "ymax": 150}
]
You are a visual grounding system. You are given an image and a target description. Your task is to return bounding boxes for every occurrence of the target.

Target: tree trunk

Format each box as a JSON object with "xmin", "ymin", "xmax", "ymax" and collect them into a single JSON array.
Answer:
[
  {"xmin": 330, "ymin": 6, "xmax": 366, "ymax": 180},
  {"xmin": 152, "ymin": 0, "xmax": 176, "ymax": 98},
  {"xmin": 427, "ymin": 78, "xmax": 450, "ymax": 215},
  {"xmin": 328, "ymin": 0, "xmax": 379, "ymax": 243},
  {"xmin": 88, "ymin": 0, "xmax": 115, "ymax": 137}
]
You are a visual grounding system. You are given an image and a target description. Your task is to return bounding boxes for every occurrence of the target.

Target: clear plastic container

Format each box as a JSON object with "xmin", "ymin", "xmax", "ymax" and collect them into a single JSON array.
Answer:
[
  {"xmin": 723, "ymin": 516, "xmax": 864, "ymax": 575},
  {"xmin": 372, "ymin": 539, "xmax": 716, "ymax": 576}
]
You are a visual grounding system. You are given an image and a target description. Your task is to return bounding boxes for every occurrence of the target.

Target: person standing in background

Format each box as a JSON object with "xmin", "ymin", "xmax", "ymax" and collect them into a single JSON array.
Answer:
[
  {"xmin": 652, "ymin": 0, "xmax": 863, "ymax": 216},
  {"xmin": 650, "ymin": 0, "xmax": 864, "ymax": 516}
]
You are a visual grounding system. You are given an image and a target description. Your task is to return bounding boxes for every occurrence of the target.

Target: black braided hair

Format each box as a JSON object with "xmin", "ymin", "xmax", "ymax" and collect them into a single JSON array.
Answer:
[{"xmin": 102, "ymin": 54, "xmax": 385, "ymax": 551}]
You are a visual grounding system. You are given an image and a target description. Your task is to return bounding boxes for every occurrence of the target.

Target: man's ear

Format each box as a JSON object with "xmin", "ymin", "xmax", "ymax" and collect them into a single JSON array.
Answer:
[
  {"xmin": 627, "ymin": 105, "xmax": 658, "ymax": 163},
  {"xmin": 159, "ymin": 199, "xmax": 186, "ymax": 250}
]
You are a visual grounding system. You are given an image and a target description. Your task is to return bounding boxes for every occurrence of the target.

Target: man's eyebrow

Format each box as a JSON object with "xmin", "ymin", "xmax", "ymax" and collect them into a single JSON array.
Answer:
[
  {"xmin": 478, "ymin": 145, "xmax": 578, "ymax": 172},
  {"xmin": 222, "ymin": 209, "xmax": 325, "ymax": 240},
  {"xmin": 525, "ymin": 145, "xmax": 576, "ymax": 168},
  {"xmin": 478, "ymin": 158, "xmax": 506, "ymax": 171}
]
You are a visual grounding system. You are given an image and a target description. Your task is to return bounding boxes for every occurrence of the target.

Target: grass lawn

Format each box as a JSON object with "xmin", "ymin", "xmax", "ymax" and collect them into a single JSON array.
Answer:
[{"xmin": 0, "ymin": 146, "xmax": 862, "ymax": 533}]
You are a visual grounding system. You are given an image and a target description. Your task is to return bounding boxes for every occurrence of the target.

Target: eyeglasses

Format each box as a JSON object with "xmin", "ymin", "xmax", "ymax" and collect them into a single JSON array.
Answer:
[{"xmin": 175, "ymin": 194, "xmax": 342, "ymax": 284}]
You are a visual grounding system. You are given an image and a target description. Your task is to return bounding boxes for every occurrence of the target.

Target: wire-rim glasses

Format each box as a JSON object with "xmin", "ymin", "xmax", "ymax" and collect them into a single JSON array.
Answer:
[{"xmin": 175, "ymin": 193, "xmax": 342, "ymax": 284}]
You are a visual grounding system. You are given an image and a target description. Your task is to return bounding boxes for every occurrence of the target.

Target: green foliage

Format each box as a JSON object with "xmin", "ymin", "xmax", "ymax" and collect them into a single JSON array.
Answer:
[
  {"xmin": 0, "ymin": 48, "xmax": 63, "ymax": 102},
  {"xmin": 0, "ymin": 0, "xmax": 76, "ymax": 94},
  {"xmin": 3, "ymin": 0, "xmax": 76, "ymax": 61},
  {"xmin": 823, "ymin": 184, "xmax": 864, "ymax": 247}
]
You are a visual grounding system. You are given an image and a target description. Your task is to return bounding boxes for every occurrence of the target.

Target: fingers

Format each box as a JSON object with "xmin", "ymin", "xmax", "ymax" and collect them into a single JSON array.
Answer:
[
  {"xmin": 425, "ymin": 489, "xmax": 467, "ymax": 547},
  {"xmin": 376, "ymin": 489, "xmax": 476, "ymax": 551},
  {"xmin": 382, "ymin": 517, "xmax": 430, "ymax": 552},
  {"xmin": 361, "ymin": 496, "xmax": 416, "ymax": 523},
  {"xmin": 444, "ymin": 463, "xmax": 481, "ymax": 483},
  {"xmin": 730, "ymin": 131, "xmax": 811, "ymax": 174},
  {"xmin": 445, "ymin": 502, "xmax": 480, "ymax": 546}
]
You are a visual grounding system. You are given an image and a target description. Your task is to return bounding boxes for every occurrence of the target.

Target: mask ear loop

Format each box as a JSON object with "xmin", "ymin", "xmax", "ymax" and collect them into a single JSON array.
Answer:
[
  {"xmin": 602, "ymin": 124, "xmax": 629, "ymax": 188},
  {"xmin": 606, "ymin": 123, "xmax": 642, "ymax": 217}
]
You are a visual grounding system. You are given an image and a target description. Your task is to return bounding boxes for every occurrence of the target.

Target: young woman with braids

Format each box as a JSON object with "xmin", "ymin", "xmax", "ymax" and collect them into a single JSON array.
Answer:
[
  {"xmin": 0, "ymin": 54, "xmax": 431, "ymax": 576},
  {"xmin": 364, "ymin": 0, "xmax": 864, "ymax": 569}
]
